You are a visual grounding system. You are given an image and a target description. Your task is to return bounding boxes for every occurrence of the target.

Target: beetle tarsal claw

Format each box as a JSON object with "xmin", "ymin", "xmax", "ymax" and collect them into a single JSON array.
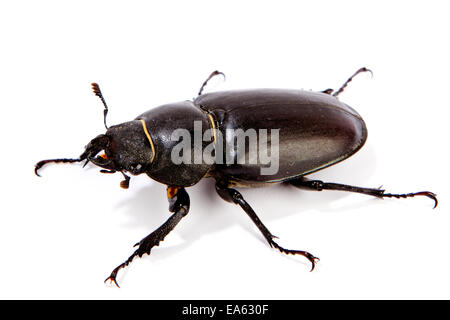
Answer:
[
  {"xmin": 421, "ymin": 192, "xmax": 438, "ymax": 209},
  {"xmin": 306, "ymin": 255, "xmax": 320, "ymax": 272},
  {"xmin": 104, "ymin": 262, "xmax": 128, "ymax": 288},
  {"xmin": 382, "ymin": 191, "xmax": 438, "ymax": 209},
  {"xmin": 104, "ymin": 276, "xmax": 120, "ymax": 288},
  {"xmin": 269, "ymin": 240, "xmax": 319, "ymax": 271},
  {"xmin": 34, "ymin": 166, "xmax": 42, "ymax": 177}
]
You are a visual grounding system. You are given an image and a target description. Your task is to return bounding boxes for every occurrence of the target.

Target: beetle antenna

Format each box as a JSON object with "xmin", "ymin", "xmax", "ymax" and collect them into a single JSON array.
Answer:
[
  {"xmin": 91, "ymin": 83, "xmax": 109, "ymax": 129},
  {"xmin": 35, "ymin": 158, "xmax": 84, "ymax": 177},
  {"xmin": 198, "ymin": 70, "xmax": 226, "ymax": 96},
  {"xmin": 332, "ymin": 67, "xmax": 373, "ymax": 97}
]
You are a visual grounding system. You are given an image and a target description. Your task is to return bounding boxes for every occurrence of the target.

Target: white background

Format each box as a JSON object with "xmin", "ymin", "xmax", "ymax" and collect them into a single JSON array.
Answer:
[{"xmin": 1, "ymin": 0, "xmax": 449, "ymax": 299}]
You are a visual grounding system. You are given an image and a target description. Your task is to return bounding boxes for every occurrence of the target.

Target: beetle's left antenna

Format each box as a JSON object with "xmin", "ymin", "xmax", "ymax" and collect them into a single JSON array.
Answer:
[
  {"xmin": 91, "ymin": 83, "xmax": 109, "ymax": 129},
  {"xmin": 34, "ymin": 158, "xmax": 85, "ymax": 177}
]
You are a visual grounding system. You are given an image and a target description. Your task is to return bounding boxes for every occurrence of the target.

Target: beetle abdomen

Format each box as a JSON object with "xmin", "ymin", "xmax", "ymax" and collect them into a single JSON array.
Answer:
[{"xmin": 194, "ymin": 89, "xmax": 367, "ymax": 186}]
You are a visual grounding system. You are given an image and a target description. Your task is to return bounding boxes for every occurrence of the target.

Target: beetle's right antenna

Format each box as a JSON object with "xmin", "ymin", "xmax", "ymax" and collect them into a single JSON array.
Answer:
[
  {"xmin": 91, "ymin": 83, "xmax": 109, "ymax": 129},
  {"xmin": 332, "ymin": 67, "xmax": 373, "ymax": 98}
]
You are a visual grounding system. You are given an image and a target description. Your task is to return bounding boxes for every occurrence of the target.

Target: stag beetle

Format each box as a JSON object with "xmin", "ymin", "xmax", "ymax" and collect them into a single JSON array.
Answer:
[{"xmin": 35, "ymin": 68, "xmax": 437, "ymax": 287}]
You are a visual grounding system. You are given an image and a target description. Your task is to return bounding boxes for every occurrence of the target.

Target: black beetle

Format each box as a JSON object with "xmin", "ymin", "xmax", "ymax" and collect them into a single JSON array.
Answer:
[{"xmin": 35, "ymin": 68, "xmax": 437, "ymax": 287}]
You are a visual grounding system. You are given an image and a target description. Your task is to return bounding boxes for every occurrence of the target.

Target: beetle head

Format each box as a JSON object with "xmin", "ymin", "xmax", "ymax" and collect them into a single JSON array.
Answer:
[
  {"xmin": 79, "ymin": 120, "xmax": 154, "ymax": 175},
  {"xmin": 99, "ymin": 120, "xmax": 154, "ymax": 175},
  {"xmin": 80, "ymin": 134, "xmax": 113, "ymax": 169},
  {"xmin": 35, "ymin": 120, "xmax": 153, "ymax": 189},
  {"xmin": 34, "ymin": 83, "xmax": 153, "ymax": 188}
]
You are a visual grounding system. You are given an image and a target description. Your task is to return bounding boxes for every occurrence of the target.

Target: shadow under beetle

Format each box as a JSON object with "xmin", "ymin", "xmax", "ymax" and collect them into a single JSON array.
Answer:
[{"xmin": 35, "ymin": 68, "xmax": 438, "ymax": 287}]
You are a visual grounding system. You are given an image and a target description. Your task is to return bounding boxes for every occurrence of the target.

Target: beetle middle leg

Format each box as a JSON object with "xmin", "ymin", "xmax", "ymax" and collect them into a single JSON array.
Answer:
[
  {"xmin": 289, "ymin": 177, "xmax": 438, "ymax": 208},
  {"xmin": 104, "ymin": 186, "xmax": 190, "ymax": 287},
  {"xmin": 197, "ymin": 70, "xmax": 225, "ymax": 96},
  {"xmin": 215, "ymin": 182, "xmax": 320, "ymax": 271}
]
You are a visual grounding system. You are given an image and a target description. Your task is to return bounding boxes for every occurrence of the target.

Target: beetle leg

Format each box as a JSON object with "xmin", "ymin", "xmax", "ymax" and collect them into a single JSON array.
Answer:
[
  {"xmin": 289, "ymin": 178, "xmax": 438, "ymax": 209},
  {"xmin": 321, "ymin": 88, "xmax": 334, "ymax": 95},
  {"xmin": 197, "ymin": 70, "xmax": 225, "ymax": 96},
  {"xmin": 215, "ymin": 183, "xmax": 320, "ymax": 271},
  {"xmin": 104, "ymin": 186, "xmax": 190, "ymax": 287},
  {"xmin": 332, "ymin": 67, "xmax": 373, "ymax": 97}
]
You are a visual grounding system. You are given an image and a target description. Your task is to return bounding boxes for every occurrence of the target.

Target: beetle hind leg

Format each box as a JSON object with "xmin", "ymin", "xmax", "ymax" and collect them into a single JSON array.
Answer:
[
  {"xmin": 289, "ymin": 177, "xmax": 438, "ymax": 209},
  {"xmin": 330, "ymin": 67, "xmax": 373, "ymax": 97},
  {"xmin": 215, "ymin": 183, "xmax": 319, "ymax": 271}
]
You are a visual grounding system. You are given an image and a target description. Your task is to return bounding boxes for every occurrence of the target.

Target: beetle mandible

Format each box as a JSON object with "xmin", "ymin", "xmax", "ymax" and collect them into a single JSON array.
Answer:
[{"xmin": 35, "ymin": 68, "xmax": 438, "ymax": 287}]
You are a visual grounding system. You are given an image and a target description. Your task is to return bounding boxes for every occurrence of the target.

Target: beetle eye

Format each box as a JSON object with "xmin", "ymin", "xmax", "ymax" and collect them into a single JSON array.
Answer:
[{"xmin": 89, "ymin": 151, "xmax": 112, "ymax": 166}]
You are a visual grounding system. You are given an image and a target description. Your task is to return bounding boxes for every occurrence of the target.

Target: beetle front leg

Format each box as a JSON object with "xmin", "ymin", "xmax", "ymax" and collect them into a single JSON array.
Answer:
[
  {"xmin": 215, "ymin": 182, "xmax": 319, "ymax": 271},
  {"xmin": 289, "ymin": 177, "xmax": 438, "ymax": 208},
  {"xmin": 104, "ymin": 186, "xmax": 190, "ymax": 287}
]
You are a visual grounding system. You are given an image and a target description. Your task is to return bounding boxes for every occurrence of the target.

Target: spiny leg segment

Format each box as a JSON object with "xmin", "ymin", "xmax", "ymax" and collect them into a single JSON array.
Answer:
[
  {"xmin": 215, "ymin": 182, "xmax": 319, "ymax": 271},
  {"xmin": 289, "ymin": 177, "xmax": 438, "ymax": 209},
  {"xmin": 104, "ymin": 186, "xmax": 190, "ymax": 287}
]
